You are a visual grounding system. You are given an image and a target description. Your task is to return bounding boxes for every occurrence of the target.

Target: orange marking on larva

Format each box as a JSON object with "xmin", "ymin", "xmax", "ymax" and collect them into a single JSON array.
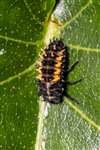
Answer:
[
  {"xmin": 54, "ymin": 68, "xmax": 61, "ymax": 75},
  {"xmin": 36, "ymin": 65, "xmax": 43, "ymax": 80},
  {"xmin": 52, "ymin": 75, "xmax": 60, "ymax": 82},
  {"xmin": 55, "ymin": 61, "xmax": 62, "ymax": 68},
  {"xmin": 37, "ymin": 68, "xmax": 42, "ymax": 74},
  {"xmin": 36, "ymin": 62, "xmax": 42, "ymax": 68},
  {"xmin": 37, "ymin": 74, "xmax": 42, "ymax": 80},
  {"xmin": 52, "ymin": 68, "xmax": 61, "ymax": 81},
  {"xmin": 51, "ymin": 51, "xmax": 63, "ymax": 82},
  {"xmin": 57, "ymin": 49, "xmax": 64, "ymax": 55},
  {"xmin": 56, "ymin": 51, "xmax": 64, "ymax": 61},
  {"xmin": 56, "ymin": 56, "xmax": 63, "ymax": 61}
]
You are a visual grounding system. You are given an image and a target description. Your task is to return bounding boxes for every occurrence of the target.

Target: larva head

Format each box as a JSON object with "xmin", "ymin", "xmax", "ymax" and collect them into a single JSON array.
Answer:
[{"xmin": 48, "ymin": 39, "xmax": 65, "ymax": 52}]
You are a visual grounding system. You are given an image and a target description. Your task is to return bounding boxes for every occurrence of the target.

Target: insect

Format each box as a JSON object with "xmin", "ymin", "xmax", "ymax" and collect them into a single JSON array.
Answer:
[{"xmin": 36, "ymin": 39, "xmax": 81, "ymax": 104}]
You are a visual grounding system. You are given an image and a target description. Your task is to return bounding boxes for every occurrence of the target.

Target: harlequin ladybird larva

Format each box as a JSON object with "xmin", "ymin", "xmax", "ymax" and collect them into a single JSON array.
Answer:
[{"xmin": 36, "ymin": 39, "xmax": 81, "ymax": 104}]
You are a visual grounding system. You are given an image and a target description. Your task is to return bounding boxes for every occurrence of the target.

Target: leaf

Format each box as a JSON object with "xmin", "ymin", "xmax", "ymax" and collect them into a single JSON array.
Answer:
[
  {"xmin": 0, "ymin": 0, "xmax": 55, "ymax": 149},
  {"xmin": 41, "ymin": 0, "xmax": 100, "ymax": 149}
]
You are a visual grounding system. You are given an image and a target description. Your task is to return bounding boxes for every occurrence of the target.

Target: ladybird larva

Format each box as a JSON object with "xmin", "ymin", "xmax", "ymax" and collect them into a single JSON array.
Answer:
[{"xmin": 36, "ymin": 39, "xmax": 81, "ymax": 104}]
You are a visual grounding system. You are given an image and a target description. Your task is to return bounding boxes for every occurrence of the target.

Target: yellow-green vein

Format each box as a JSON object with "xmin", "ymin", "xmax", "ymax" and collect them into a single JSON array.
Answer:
[
  {"xmin": 64, "ymin": 98, "xmax": 100, "ymax": 131},
  {"xmin": 68, "ymin": 43, "xmax": 100, "ymax": 52},
  {"xmin": 0, "ymin": 35, "xmax": 37, "ymax": 45},
  {"xmin": 61, "ymin": 0, "xmax": 92, "ymax": 29},
  {"xmin": 1, "ymin": 34, "xmax": 100, "ymax": 52},
  {"xmin": 0, "ymin": 63, "xmax": 35, "ymax": 86}
]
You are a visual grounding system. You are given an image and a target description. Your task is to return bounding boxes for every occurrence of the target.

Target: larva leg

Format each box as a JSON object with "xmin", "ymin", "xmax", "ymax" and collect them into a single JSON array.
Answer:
[
  {"xmin": 67, "ymin": 78, "xmax": 82, "ymax": 85},
  {"xmin": 67, "ymin": 60, "xmax": 79, "ymax": 73},
  {"xmin": 65, "ymin": 94, "xmax": 80, "ymax": 104}
]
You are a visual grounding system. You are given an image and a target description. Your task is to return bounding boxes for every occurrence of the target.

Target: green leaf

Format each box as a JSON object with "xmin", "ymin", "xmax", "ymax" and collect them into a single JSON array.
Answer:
[
  {"xmin": 0, "ymin": 0, "xmax": 55, "ymax": 149},
  {"xmin": 41, "ymin": 0, "xmax": 100, "ymax": 149}
]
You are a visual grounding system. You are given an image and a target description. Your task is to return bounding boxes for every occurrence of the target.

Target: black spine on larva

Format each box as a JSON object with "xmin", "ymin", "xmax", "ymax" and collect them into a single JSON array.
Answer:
[{"xmin": 37, "ymin": 39, "xmax": 69, "ymax": 104}]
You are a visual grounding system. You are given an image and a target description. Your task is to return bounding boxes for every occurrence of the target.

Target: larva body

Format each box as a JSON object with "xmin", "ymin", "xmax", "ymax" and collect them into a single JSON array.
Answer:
[{"xmin": 36, "ymin": 40, "xmax": 69, "ymax": 104}]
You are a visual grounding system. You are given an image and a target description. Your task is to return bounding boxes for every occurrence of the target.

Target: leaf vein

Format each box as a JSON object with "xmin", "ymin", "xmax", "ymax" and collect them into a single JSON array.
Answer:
[
  {"xmin": 68, "ymin": 43, "xmax": 100, "ymax": 52},
  {"xmin": 0, "ymin": 63, "xmax": 35, "ymax": 86},
  {"xmin": 64, "ymin": 98, "xmax": 100, "ymax": 131},
  {"xmin": 0, "ymin": 35, "xmax": 37, "ymax": 45},
  {"xmin": 62, "ymin": 0, "xmax": 92, "ymax": 29}
]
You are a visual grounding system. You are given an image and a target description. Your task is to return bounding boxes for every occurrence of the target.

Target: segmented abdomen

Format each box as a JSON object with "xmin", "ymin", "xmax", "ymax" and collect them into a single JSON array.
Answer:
[{"xmin": 36, "ymin": 40, "xmax": 68, "ymax": 104}]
